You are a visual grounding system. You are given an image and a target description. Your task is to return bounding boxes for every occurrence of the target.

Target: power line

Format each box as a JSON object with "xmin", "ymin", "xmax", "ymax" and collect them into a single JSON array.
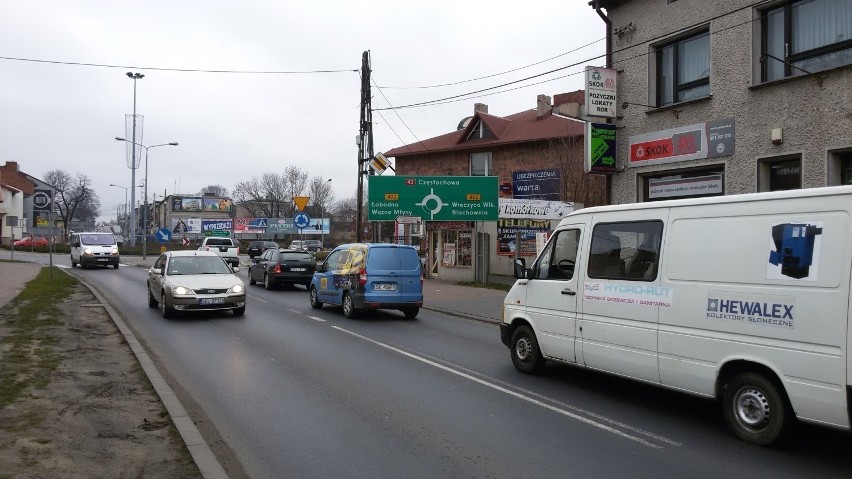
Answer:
[
  {"xmin": 0, "ymin": 55, "xmax": 357, "ymax": 74},
  {"xmin": 375, "ymin": 37, "xmax": 606, "ymax": 90},
  {"xmin": 371, "ymin": 78, "xmax": 430, "ymax": 153}
]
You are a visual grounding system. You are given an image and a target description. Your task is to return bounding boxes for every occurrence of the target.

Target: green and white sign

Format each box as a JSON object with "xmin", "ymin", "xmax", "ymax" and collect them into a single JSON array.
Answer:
[
  {"xmin": 368, "ymin": 176, "xmax": 498, "ymax": 221},
  {"xmin": 585, "ymin": 122, "xmax": 616, "ymax": 174}
]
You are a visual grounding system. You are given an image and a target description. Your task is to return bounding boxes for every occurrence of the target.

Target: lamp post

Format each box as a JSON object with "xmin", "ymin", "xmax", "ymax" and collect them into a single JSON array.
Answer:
[
  {"xmin": 126, "ymin": 72, "xmax": 144, "ymax": 246},
  {"xmin": 109, "ymin": 183, "xmax": 130, "ymax": 234},
  {"xmin": 321, "ymin": 178, "xmax": 331, "ymax": 248},
  {"xmin": 115, "ymin": 137, "xmax": 178, "ymax": 259}
]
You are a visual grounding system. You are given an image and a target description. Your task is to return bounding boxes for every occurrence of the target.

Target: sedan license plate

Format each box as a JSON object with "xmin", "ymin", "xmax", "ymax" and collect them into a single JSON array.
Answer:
[
  {"xmin": 199, "ymin": 297, "xmax": 225, "ymax": 305},
  {"xmin": 373, "ymin": 283, "xmax": 397, "ymax": 291},
  {"xmin": 291, "ymin": 267, "xmax": 306, "ymax": 272}
]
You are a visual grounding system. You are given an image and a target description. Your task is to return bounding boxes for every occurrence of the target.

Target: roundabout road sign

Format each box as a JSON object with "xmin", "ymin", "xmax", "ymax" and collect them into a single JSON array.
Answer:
[{"xmin": 293, "ymin": 212, "xmax": 311, "ymax": 229}]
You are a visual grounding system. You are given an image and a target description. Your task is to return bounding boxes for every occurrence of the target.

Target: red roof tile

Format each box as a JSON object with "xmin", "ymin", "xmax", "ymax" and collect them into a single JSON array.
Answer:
[{"xmin": 384, "ymin": 108, "xmax": 585, "ymax": 158}]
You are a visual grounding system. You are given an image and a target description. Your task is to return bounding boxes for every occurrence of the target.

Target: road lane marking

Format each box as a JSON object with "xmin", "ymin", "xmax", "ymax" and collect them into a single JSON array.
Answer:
[
  {"xmin": 331, "ymin": 326, "xmax": 663, "ymax": 449},
  {"xmin": 287, "ymin": 308, "xmax": 301, "ymax": 314},
  {"xmin": 417, "ymin": 351, "xmax": 681, "ymax": 447},
  {"xmin": 247, "ymin": 295, "xmax": 267, "ymax": 302},
  {"xmin": 308, "ymin": 316, "xmax": 326, "ymax": 322}
]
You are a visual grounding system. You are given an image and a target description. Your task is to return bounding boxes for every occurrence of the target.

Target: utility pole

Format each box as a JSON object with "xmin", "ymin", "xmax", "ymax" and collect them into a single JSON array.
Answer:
[{"xmin": 355, "ymin": 50, "xmax": 373, "ymax": 242}]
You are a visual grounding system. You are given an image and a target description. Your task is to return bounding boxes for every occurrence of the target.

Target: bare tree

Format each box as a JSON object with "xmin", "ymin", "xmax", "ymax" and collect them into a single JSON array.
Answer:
[
  {"xmin": 282, "ymin": 166, "xmax": 309, "ymax": 215},
  {"xmin": 200, "ymin": 184, "xmax": 229, "ymax": 197},
  {"xmin": 43, "ymin": 169, "xmax": 99, "ymax": 237},
  {"xmin": 308, "ymin": 176, "xmax": 335, "ymax": 215},
  {"xmin": 542, "ymin": 138, "xmax": 606, "ymax": 207}
]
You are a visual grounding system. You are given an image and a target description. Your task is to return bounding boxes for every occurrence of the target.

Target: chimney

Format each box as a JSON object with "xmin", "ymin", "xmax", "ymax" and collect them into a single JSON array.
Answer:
[
  {"xmin": 474, "ymin": 103, "xmax": 488, "ymax": 114},
  {"xmin": 5, "ymin": 161, "xmax": 19, "ymax": 172},
  {"xmin": 553, "ymin": 90, "xmax": 585, "ymax": 118},
  {"xmin": 536, "ymin": 94, "xmax": 551, "ymax": 119}
]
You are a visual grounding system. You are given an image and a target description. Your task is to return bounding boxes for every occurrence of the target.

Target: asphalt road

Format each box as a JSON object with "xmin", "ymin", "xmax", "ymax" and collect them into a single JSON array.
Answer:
[{"xmin": 8, "ymin": 251, "xmax": 852, "ymax": 478}]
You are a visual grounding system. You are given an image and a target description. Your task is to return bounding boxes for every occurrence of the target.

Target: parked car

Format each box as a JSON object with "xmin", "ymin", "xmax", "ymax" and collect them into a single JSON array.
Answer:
[
  {"xmin": 290, "ymin": 239, "xmax": 323, "ymax": 252},
  {"xmin": 146, "ymin": 250, "xmax": 246, "ymax": 318},
  {"xmin": 309, "ymin": 243, "xmax": 423, "ymax": 318},
  {"xmin": 248, "ymin": 248, "xmax": 316, "ymax": 290},
  {"xmin": 13, "ymin": 235, "xmax": 48, "ymax": 247},
  {"xmin": 247, "ymin": 240, "xmax": 279, "ymax": 259}
]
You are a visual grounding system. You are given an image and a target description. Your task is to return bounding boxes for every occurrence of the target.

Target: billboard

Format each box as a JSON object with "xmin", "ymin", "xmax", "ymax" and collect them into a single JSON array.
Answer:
[
  {"xmin": 172, "ymin": 196, "xmax": 233, "ymax": 212},
  {"xmin": 368, "ymin": 176, "xmax": 498, "ymax": 221},
  {"xmin": 497, "ymin": 219, "xmax": 551, "ymax": 256},
  {"xmin": 585, "ymin": 122, "xmax": 617, "ymax": 174},
  {"xmin": 512, "ymin": 169, "xmax": 560, "ymax": 199},
  {"xmin": 171, "ymin": 217, "xmax": 201, "ymax": 234}
]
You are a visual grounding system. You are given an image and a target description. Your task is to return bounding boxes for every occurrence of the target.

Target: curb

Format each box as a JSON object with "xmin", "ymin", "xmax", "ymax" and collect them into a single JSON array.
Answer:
[
  {"xmin": 421, "ymin": 305, "xmax": 500, "ymax": 324},
  {"xmin": 74, "ymin": 273, "xmax": 229, "ymax": 479}
]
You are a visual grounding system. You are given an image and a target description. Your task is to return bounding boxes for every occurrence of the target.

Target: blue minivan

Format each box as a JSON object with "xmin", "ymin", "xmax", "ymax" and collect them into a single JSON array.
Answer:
[{"xmin": 309, "ymin": 243, "xmax": 424, "ymax": 318}]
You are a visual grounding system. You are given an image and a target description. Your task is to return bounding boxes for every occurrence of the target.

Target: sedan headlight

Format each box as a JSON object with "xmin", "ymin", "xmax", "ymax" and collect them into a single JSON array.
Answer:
[
  {"xmin": 173, "ymin": 286, "xmax": 195, "ymax": 295},
  {"xmin": 229, "ymin": 284, "xmax": 245, "ymax": 294}
]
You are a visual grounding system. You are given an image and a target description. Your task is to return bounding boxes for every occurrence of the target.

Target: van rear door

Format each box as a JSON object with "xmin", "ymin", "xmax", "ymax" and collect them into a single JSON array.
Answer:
[{"xmin": 365, "ymin": 246, "xmax": 423, "ymax": 303}]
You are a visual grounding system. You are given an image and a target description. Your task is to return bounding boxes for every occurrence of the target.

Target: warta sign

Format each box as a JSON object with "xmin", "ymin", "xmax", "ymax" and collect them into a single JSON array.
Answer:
[{"xmin": 584, "ymin": 66, "xmax": 617, "ymax": 118}]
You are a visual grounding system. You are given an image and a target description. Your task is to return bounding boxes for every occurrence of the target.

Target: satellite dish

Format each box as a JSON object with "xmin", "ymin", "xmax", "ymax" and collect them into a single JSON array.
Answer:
[{"xmin": 457, "ymin": 116, "xmax": 473, "ymax": 131}]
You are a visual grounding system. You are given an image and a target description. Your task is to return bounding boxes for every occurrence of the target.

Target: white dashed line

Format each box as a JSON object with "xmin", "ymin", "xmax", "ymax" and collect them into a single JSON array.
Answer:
[{"xmin": 308, "ymin": 316, "xmax": 326, "ymax": 322}]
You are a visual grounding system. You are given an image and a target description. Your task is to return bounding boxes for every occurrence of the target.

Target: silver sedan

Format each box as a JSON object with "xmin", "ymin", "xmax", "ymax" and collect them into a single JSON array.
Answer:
[{"xmin": 147, "ymin": 250, "xmax": 246, "ymax": 318}]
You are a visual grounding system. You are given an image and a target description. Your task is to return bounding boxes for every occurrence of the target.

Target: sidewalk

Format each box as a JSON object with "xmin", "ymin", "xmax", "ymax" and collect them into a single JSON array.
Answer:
[{"xmin": 120, "ymin": 255, "xmax": 507, "ymax": 323}]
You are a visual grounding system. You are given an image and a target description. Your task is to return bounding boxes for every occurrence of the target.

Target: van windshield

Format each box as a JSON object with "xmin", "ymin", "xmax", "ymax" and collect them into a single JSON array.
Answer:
[{"xmin": 81, "ymin": 234, "xmax": 115, "ymax": 245}]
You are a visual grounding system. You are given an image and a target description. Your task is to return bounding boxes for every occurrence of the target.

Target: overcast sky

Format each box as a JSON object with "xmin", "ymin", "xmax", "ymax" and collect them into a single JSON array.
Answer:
[{"xmin": 0, "ymin": 1, "xmax": 605, "ymax": 222}]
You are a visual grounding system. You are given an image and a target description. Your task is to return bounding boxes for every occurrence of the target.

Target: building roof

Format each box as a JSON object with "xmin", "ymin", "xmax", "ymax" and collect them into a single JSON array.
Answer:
[{"xmin": 384, "ymin": 107, "xmax": 585, "ymax": 158}]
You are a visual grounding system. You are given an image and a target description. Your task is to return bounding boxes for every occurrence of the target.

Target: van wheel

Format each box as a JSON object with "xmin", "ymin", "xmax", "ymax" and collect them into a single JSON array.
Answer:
[
  {"xmin": 70, "ymin": 256, "xmax": 77, "ymax": 268},
  {"xmin": 310, "ymin": 286, "xmax": 323, "ymax": 309},
  {"xmin": 403, "ymin": 308, "xmax": 419, "ymax": 319},
  {"xmin": 722, "ymin": 372, "xmax": 791, "ymax": 446},
  {"xmin": 342, "ymin": 292, "xmax": 357, "ymax": 318},
  {"xmin": 113, "ymin": 263, "xmax": 119, "ymax": 269},
  {"xmin": 510, "ymin": 325, "xmax": 544, "ymax": 374}
]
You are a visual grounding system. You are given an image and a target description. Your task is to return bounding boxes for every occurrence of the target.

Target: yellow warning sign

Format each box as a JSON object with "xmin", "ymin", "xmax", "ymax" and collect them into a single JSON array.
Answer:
[{"xmin": 293, "ymin": 196, "xmax": 310, "ymax": 211}]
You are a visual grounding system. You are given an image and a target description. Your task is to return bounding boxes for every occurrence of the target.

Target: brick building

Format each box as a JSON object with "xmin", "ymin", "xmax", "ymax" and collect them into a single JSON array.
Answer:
[
  {"xmin": 0, "ymin": 162, "xmax": 35, "ymax": 245},
  {"xmin": 384, "ymin": 92, "xmax": 605, "ymax": 280}
]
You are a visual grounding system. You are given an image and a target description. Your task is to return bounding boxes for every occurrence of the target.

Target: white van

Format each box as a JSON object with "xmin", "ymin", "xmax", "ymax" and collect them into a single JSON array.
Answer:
[
  {"xmin": 500, "ymin": 185, "xmax": 852, "ymax": 445},
  {"xmin": 70, "ymin": 231, "xmax": 120, "ymax": 269}
]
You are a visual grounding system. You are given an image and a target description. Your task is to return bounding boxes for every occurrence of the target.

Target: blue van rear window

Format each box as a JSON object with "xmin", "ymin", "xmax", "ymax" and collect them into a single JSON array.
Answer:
[{"xmin": 367, "ymin": 247, "xmax": 420, "ymax": 270}]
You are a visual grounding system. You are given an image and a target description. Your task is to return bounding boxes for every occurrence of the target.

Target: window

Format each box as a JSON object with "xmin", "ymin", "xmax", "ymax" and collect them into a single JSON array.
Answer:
[
  {"xmin": 470, "ymin": 152, "xmax": 492, "ymax": 176},
  {"xmin": 588, "ymin": 222, "xmax": 663, "ymax": 281},
  {"xmin": 759, "ymin": 156, "xmax": 802, "ymax": 191},
  {"xmin": 656, "ymin": 31, "xmax": 710, "ymax": 106},
  {"xmin": 762, "ymin": 0, "xmax": 852, "ymax": 82},
  {"xmin": 534, "ymin": 229, "xmax": 580, "ymax": 280},
  {"xmin": 841, "ymin": 152, "xmax": 852, "ymax": 185},
  {"xmin": 441, "ymin": 230, "xmax": 472, "ymax": 267},
  {"xmin": 465, "ymin": 121, "xmax": 493, "ymax": 141}
]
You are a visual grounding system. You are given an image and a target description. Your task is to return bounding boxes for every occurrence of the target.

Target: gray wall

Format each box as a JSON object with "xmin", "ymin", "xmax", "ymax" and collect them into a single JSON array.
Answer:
[{"xmin": 606, "ymin": 0, "xmax": 852, "ymax": 203}]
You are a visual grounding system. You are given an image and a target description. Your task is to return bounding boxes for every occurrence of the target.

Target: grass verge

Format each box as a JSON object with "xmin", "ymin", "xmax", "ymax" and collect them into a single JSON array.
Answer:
[{"xmin": 0, "ymin": 267, "xmax": 78, "ymax": 409}]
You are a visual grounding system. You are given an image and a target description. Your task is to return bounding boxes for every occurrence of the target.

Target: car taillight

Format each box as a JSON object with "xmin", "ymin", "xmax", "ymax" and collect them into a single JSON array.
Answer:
[
  {"xmin": 273, "ymin": 263, "xmax": 281, "ymax": 273},
  {"xmin": 236, "ymin": 247, "xmax": 240, "ymax": 255},
  {"xmin": 358, "ymin": 268, "xmax": 367, "ymax": 286}
]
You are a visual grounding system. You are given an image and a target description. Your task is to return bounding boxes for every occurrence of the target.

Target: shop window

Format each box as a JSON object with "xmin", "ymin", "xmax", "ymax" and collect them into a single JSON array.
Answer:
[
  {"xmin": 441, "ymin": 230, "xmax": 472, "ymax": 267},
  {"xmin": 761, "ymin": 0, "xmax": 852, "ymax": 83},
  {"xmin": 828, "ymin": 149, "xmax": 852, "ymax": 185},
  {"xmin": 470, "ymin": 152, "xmax": 492, "ymax": 176},
  {"xmin": 655, "ymin": 30, "xmax": 710, "ymax": 106},
  {"xmin": 758, "ymin": 156, "xmax": 802, "ymax": 191}
]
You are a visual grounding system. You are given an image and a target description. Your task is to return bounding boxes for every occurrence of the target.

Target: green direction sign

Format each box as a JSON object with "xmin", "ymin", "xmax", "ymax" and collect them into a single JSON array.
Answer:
[
  {"xmin": 585, "ymin": 122, "xmax": 617, "ymax": 174},
  {"xmin": 204, "ymin": 230, "xmax": 230, "ymax": 237},
  {"xmin": 368, "ymin": 176, "xmax": 498, "ymax": 221}
]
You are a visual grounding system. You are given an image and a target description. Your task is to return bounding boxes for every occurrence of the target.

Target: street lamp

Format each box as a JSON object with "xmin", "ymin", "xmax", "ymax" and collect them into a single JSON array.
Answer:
[
  {"xmin": 321, "ymin": 178, "xmax": 332, "ymax": 248},
  {"xmin": 125, "ymin": 72, "xmax": 144, "ymax": 246},
  {"xmin": 115, "ymin": 137, "xmax": 178, "ymax": 259},
  {"xmin": 109, "ymin": 183, "xmax": 129, "ymax": 234}
]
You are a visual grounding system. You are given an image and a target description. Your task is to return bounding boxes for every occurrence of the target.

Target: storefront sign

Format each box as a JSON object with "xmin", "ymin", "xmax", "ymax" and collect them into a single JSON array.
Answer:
[
  {"xmin": 512, "ymin": 169, "xmax": 560, "ymax": 200},
  {"xmin": 648, "ymin": 174, "xmax": 723, "ymax": 199},
  {"xmin": 585, "ymin": 66, "xmax": 617, "ymax": 118},
  {"xmin": 498, "ymin": 198, "xmax": 574, "ymax": 220},
  {"xmin": 585, "ymin": 123, "xmax": 617, "ymax": 174},
  {"xmin": 497, "ymin": 219, "xmax": 551, "ymax": 256},
  {"xmin": 629, "ymin": 118, "xmax": 735, "ymax": 167},
  {"xmin": 425, "ymin": 221, "xmax": 473, "ymax": 230}
]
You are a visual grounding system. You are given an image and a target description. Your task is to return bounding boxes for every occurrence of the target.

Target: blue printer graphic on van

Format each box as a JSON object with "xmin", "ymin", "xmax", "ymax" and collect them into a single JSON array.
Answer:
[{"xmin": 768, "ymin": 223, "xmax": 822, "ymax": 279}]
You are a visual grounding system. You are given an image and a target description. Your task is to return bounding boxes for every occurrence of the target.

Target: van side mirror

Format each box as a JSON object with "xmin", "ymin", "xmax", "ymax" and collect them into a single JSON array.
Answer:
[
  {"xmin": 73, "ymin": 241, "xmax": 81, "ymax": 247},
  {"xmin": 151, "ymin": 267, "xmax": 162, "ymax": 275},
  {"xmin": 513, "ymin": 258, "xmax": 527, "ymax": 279}
]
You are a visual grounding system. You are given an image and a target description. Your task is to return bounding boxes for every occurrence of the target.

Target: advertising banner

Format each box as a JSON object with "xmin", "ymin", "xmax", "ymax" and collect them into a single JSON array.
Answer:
[
  {"xmin": 512, "ymin": 169, "xmax": 560, "ymax": 200},
  {"xmin": 585, "ymin": 66, "xmax": 617, "ymax": 118},
  {"xmin": 368, "ymin": 176, "xmax": 498, "ymax": 221},
  {"xmin": 497, "ymin": 218, "xmax": 551, "ymax": 256},
  {"xmin": 585, "ymin": 122, "xmax": 617, "ymax": 174},
  {"xmin": 201, "ymin": 219, "xmax": 233, "ymax": 234},
  {"xmin": 264, "ymin": 218, "xmax": 328, "ymax": 235},
  {"xmin": 629, "ymin": 118, "xmax": 735, "ymax": 167},
  {"xmin": 171, "ymin": 217, "xmax": 201, "ymax": 234},
  {"xmin": 172, "ymin": 196, "xmax": 232, "ymax": 212},
  {"xmin": 32, "ymin": 189, "xmax": 52, "ymax": 211},
  {"xmin": 498, "ymin": 198, "xmax": 574, "ymax": 220},
  {"xmin": 234, "ymin": 218, "xmax": 264, "ymax": 234},
  {"xmin": 648, "ymin": 174, "xmax": 723, "ymax": 199}
]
